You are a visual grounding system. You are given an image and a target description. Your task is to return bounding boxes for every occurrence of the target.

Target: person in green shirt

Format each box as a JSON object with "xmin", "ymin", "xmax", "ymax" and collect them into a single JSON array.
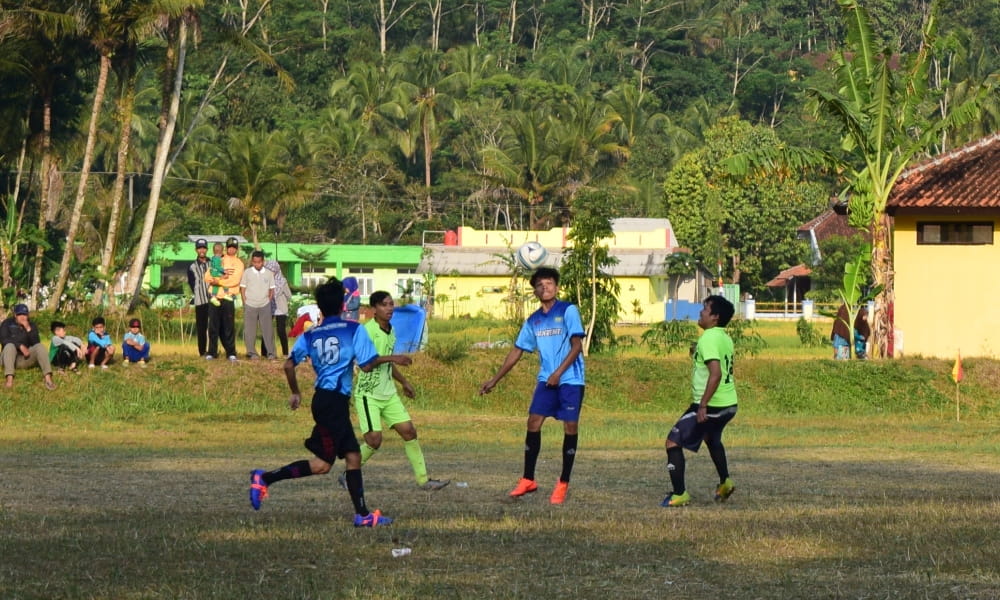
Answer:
[
  {"xmin": 342, "ymin": 291, "xmax": 449, "ymax": 491},
  {"xmin": 662, "ymin": 295, "xmax": 738, "ymax": 508}
]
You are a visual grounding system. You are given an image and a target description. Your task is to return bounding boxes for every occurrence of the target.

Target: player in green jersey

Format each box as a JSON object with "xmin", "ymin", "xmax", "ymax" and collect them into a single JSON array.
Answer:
[
  {"xmin": 344, "ymin": 291, "xmax": 449, "ymax": 491},
  {"xmin": 662, "ymin": 295, "xmax": 738, "ymax": 508}
]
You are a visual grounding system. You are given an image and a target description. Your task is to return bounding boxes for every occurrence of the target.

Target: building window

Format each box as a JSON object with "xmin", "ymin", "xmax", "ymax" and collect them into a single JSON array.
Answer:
[
  {"xmin": 357, "ymin": 277, "xmax": 375, "ymax": 298},
  {"xmin": 917, "ymin": 222, "xmax": 993, "ymax": 245},
  {"xmin": 301, "ymin": 273, "xmax": 327, "ymax": 288},
  {"xmin": 396, "ymin": 277, "xmax": 422, "ymax": 297}
]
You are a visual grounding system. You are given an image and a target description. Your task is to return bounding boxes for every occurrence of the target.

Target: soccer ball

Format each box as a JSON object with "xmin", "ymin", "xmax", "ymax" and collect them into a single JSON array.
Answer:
[{"xmin": 515, "ymin": 241, "xmax": 549, "ymax": 270}]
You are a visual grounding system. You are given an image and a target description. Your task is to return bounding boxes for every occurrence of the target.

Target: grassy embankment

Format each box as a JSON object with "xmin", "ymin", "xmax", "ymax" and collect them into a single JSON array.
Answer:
[{"xmin": 1, "ymin": 317, "xmax": 998, "ymax": 599}]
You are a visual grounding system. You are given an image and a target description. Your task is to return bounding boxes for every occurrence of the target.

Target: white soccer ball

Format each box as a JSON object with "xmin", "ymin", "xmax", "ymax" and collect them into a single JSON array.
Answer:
[{"xmin": 515, "ymin": 241, "xmax": 549, "ymax": 270}]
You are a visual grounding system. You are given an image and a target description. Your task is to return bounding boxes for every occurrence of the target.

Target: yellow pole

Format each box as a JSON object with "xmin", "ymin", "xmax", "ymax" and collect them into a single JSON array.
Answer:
[{"xmin": 955, "ymin": 383, "xmax": 960, "ymax": 422}]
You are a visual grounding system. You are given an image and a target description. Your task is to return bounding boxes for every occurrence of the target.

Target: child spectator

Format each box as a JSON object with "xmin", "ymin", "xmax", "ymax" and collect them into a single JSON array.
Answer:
[
  {"xmin": 208, "ymin": 242, "xmax": 227, "ymax": 306},
  {"xmin": 50, "ymin": 321, "xmax": 86, "ymax": 372},
  {"xmin": 87, "ymin": 317, "xmax": 115, "ymax": 369},
  {"xmin": 122, "ymin": 318, "xmax": 150, "ymax": 366}
]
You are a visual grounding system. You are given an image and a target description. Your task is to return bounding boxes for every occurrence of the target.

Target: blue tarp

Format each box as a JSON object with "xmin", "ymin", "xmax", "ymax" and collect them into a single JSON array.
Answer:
[
  {"xmin": 665, "ymin": 300, "xmax": 700, "ymax": 321},
  {"xmin": 390, "ymin": 304, "xmax": 427, "ymax": 352}
]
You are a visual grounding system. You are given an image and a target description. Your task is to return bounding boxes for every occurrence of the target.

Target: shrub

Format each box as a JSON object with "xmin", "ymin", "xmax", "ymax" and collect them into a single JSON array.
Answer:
[
  {"xmin": 424, "ymin": 339, "xmax": 469, "ymax": 364},
  {"xmin": 641, "ymin": 320, "xmax": 698, "ymax": 353},
  {"xmin": 728, "ymin": 318, "xmax": 767, "ymax": 358},
  {"xmin": 796, "ymin": 317, "xmax": 827, "ymax": 348}
]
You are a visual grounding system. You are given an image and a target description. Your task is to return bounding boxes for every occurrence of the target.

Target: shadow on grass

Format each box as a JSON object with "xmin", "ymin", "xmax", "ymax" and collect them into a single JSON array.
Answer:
[{"xmin": 1, "ymin": 443, "xmax": 999, "ymax": 599}]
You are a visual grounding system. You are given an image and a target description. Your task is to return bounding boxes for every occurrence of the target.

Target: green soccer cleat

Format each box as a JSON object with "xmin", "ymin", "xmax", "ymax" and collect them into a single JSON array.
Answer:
[
  {"xmin": 715, "ymin": 478, "xmax": 735, "ymax": 503},
  {"xmin": 660, "ymin": 490, "xmax": 690, "ymax": 508},
  {"xmin": 420, "ymin": 479, "xmax": 450, "ymax": 491}
]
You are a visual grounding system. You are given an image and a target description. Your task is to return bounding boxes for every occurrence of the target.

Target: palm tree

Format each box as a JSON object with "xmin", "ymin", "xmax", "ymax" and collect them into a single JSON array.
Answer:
[
  {"xmin": 94, "ymin": 4, "xmax": 189, "ymax": 308},
  {"xmin": 188, "ymin": 129, "xmax": 315, "ymax": 248},
  {"xmin": 127, "ymin": 5, "xmax": 201, "ymax": 311},
  {"xmin": 47, "ymin": 0, "xmax": 171, "ymax": 311},
  {"xmin": 6, "ymin": 5, "xmax": 85, "ymax": 309},
  {"xmin": 330, "ymin": 61, "xmax": 408, "ymax": 142},
  {"xmin": 399, "ymin": 48, "xmax": 456, "ymax": 218},
  {"xmin": 480, "ymin": 107, "xmax": 571, "ymax": 228}
]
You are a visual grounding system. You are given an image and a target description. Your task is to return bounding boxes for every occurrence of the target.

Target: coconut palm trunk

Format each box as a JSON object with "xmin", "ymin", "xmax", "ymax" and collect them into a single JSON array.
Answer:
[
  {"xmin": 92, "ymin": 71, "xmax": 138, "ymax": 309},
  {"xmin": 46, "ymin": 53, "xmax": 111, "ymax": 311},
  {"xmin": 29, "ymin": 96, "xmax": 52, "ymax": 309},
  {"xmin": 128, "ymin": 15, "xmax": 189, "ymax": 310}
]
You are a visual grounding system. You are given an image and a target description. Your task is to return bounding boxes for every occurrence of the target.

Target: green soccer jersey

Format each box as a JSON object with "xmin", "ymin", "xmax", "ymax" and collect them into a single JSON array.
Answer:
[
  {"xmin": 354, "ymin": 319, "xmax": 397, "ymax": 399},
  {"xmin": 691, "ymin": 326, "xmax": 737, "ymax": 407}
]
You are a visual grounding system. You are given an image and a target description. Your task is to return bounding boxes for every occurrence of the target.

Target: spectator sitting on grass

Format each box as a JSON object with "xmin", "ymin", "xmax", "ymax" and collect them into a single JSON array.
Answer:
[
  {"xmin": 50, "ymin": 321, "xmax": 86, "ymax": 372},
  {"xmin": 122, "ymin": 318, "xmax": 150, "ymax": 366},
  {"xmin": 86, "ymin": 317, "xmax": 115, "ymax": 369},
  {"xmin": 0, "ymin": 304, "xmax": 56, "ymax": 390}
]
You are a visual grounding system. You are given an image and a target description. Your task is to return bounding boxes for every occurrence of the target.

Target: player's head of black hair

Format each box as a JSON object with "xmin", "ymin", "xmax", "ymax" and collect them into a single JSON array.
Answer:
[
  {"xmin": 704, "ymin": 295, "xmax": 735, "ymax": 327},
  {"xmin": 315, "ymin": 278, "xmax": 344, "ymax": 317},
  {"xmin": 251, "ymin": 250, "xmax": 265, "ymax": 260},
  {"xmin": 92, "ymin": 316, "xmax": 105, "ymax": 327},
  {"xmin": 51, "ymin": 321, "xmax": 65, "ymax": 333},
  {"xmin": 529, "ymin": 267, "xmax": 560, "ymax": 287},
  {"xmin": 369, "ymin": 290, "xmax": 391, "ymax": 307}
]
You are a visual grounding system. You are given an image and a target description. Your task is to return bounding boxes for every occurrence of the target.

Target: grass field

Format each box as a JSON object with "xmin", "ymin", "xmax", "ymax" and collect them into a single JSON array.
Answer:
[{"xmin": 1, "ymin": 319, "xmax": 999, "ymax": 599}]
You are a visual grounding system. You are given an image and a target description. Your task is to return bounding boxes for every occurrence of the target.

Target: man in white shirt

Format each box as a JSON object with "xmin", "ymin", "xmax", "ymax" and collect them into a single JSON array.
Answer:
[{"xmin": 240, "ymin": 250, "xmax": 276, "ymax": 359}]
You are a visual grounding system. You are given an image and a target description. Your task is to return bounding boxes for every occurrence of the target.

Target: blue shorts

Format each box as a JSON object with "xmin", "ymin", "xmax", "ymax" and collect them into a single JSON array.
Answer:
[
  {"xmin": 667, "ymin": 404, "xmax": 737, "ymax": 452},
  {"xmin": 528, "ymin": 382, "xmax": 584, "ymax": 422}
]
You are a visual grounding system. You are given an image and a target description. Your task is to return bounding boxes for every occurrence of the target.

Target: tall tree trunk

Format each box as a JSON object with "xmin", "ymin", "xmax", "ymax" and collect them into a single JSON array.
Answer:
[
  {"xmin": 423, "ymin": 106, "xmax": 433, "ymax": 217},
  {"xmin": 47, "ymin": 53, "xmax": 112, "ymax": 311},
  {"xmin": 30, "ymin": 96, "xmax": 53, "ymax": 309},
  {"xmin": 128, "ymin": 17, "xmax": 188, "ymax": 310},
  {"xmin": 93, "ymin": 73, "xmax": 138, "ymax": 309}
]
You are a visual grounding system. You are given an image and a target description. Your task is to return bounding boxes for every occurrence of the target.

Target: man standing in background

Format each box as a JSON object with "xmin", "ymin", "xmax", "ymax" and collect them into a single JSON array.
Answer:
[
  {"xmin": 240, "ymin": 250, "xmax": 276, "ymax": 360},
  {"xmin": 187, "ymin": 238, "xmax": 211, "ymax": 357},
  {"xmin": 206, "ymin": 237, "xmax": 244, "ymax": 361}
]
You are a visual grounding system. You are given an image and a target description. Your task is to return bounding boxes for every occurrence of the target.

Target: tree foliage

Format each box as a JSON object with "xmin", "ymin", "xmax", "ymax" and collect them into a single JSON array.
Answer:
[
  {"xmin": 559, "ymin": 189, "xmax": 620, "ymax": 355},
  {"xmin": 0, "ymin": 0, "xmax": 997, "ymax": 312},
  {"xmin": 662, "ymin": 116, "xmax": 826, "ymax": 295}
]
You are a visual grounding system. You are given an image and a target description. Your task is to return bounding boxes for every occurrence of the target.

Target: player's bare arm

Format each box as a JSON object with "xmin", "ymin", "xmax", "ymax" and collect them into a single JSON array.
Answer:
[
  {"xmin": 480, "ymin": 347, "xmax": 524, "ymax": 394},
  {"xmin": 283, "ymin": 358, "xmax": 301, "ymax": 410},
  {"xmin": 546, "ymin": 336, "xmax": 583, "ymax": 387},
  {"xmin": 696, "ymin": 359, "xmax": 722, "ymax": 423}
]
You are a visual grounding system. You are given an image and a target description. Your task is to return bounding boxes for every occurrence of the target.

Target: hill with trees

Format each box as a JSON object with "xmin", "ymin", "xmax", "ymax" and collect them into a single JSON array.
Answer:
[{"xmin": 0, "ymin": 0, "xmax": 997, "ymax": 308}]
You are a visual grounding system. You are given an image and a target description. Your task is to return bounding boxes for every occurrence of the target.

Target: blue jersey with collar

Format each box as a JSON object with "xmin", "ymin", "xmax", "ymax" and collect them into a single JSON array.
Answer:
[
  {"xmin": 515, "ymin": 300, "xmax": 585, "ymax": 385},
  {"xmin": 290, "ymin": 317, "xmax": 378, "ymax": 395}
]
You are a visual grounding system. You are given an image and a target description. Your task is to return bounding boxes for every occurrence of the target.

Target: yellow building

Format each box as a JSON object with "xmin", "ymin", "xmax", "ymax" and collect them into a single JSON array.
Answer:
[
  {"xmin": 420, "ymin": 219, "xmax": 713, "ymax": 322},
  {"xmin": 886, "ymin": 132, "xmax": 1000, "ymax": 358}
]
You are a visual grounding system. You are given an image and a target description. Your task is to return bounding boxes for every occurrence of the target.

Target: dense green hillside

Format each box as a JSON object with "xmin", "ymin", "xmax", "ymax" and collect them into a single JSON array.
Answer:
[{"xmin": 1, "ymin": 0, "xmax": 998, "ymax": 305}]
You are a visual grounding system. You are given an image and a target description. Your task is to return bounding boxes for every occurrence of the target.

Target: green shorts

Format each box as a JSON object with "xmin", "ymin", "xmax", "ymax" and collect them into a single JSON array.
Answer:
[{"xmin": 355, "ymin": 392, "xmax": 412, "ymax": 434}]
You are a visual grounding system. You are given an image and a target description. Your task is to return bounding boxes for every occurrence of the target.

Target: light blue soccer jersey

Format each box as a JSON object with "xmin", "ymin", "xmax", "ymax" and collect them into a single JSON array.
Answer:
[
  {"xmin": 290, "ymin": 317, "xmax": 378, "ymax": 395},
  {"xmin": 515, "ymin": 300, "xmax": 585, "ymax": 385}
]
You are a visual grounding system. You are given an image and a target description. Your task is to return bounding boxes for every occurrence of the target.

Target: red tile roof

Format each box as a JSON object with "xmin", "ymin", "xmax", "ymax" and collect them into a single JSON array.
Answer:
[
  {"xmin": 887, "ymin": 132, "xmax": 1000, "ymax": 211},
  {"xmin": 765, "ymin": 264, "xmax": 812, "ymax": 287},
  {"xmin": 797, "ymin": 209, "xmax": 863, "ymax": 241}
]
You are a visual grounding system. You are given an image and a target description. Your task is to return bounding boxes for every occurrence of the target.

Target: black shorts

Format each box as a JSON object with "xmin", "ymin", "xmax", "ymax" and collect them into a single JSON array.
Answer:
[
  {"xmin": 667, "ymin": 403, "xmax": 737, "ymax": 452},
  {"xmin": 303, "ymin": 388, "xmax": 360, "ymax": 464}
]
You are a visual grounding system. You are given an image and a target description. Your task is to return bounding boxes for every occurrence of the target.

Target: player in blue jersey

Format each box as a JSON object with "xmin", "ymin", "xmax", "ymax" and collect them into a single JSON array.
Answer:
[
  {"xmin": 479, "ymin": 267, "xmax": 585, "ymax": 505},
  {"xmin": 247, "ymin": 279, "xmax": 412, "ymax": 527}
]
